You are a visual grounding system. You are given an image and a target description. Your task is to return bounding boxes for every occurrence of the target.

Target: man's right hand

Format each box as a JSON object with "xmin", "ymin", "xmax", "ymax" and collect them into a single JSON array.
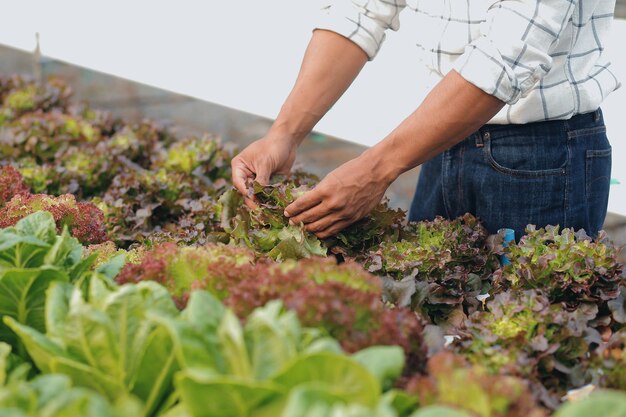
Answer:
[{"xmin": 231, "ymin": 134, "xmax": 298, "ymax": 208}]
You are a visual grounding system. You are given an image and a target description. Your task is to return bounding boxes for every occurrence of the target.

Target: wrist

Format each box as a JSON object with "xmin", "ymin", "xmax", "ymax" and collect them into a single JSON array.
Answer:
[
  {"xmin": 269, "ymin": 108, "xmax": 317, "ymax": 146},
  {"xmin": 266, "ymin": 123, "xmax": 303, "ymax": 148},
  {"xmin": 360, "ymin": 145, "xmax": 404, "ymax": 186}
]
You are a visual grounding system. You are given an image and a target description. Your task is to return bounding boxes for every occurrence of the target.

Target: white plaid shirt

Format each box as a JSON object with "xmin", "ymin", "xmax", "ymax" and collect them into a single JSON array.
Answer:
[{"xmin": 316, "ymin": 0, "xmax": 621, "ymax": 124}]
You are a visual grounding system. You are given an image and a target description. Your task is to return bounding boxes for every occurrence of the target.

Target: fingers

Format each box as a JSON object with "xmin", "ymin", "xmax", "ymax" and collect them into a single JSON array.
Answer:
[
  {"xmin": 315, "ymin": 218, "xmax": 354, "ymax": 239},
  {"xmin": 243, "ymin": 196, "xmax": 259, "ymax": 209},
  {"xmin": 231, "ymin": 157, "xmax": 254, "ymax": 196},
  {"xmin": 231, "ymin": 155, "xmax": 269, "ymax": 209},
  {"xmin": 284, "ymin": 189, "xmax": 324, "ymax": 218},
  {"xmin": 255, "ymin": 168, "xmax": 271, "ymax": 186},
  {"xmin": 289, "ymin": 201, "xmax": 331, "ymax": 226},
  {"xmin": 303, "ymin": 214, "xmax": 342, "ymax": 233}
]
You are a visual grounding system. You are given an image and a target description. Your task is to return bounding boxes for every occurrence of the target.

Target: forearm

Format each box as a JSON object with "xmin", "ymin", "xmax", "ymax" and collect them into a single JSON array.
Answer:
[
  {"xmin": 269, "ymin": 29, "xmax": 368, "ymax": 144},
  {"xmin": 366, "ymin": 70, "xmax": 505, "ymax": 181}
]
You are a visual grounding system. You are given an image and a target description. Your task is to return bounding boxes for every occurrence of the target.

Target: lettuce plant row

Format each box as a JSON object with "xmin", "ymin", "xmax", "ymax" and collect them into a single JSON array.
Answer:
[{"xmin": 0, "ymin": 75, "xmax": 624, "ymax": 416}]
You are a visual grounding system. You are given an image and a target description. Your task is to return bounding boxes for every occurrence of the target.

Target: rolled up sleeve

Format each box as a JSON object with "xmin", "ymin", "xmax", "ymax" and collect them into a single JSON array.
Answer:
[
  {"xmin": 315, "ymin": 0, "xmax": 406, "ymax": 60},
  {"xmin": 454, "ymin": 0, "xmax": 577, "ymax": 104}
]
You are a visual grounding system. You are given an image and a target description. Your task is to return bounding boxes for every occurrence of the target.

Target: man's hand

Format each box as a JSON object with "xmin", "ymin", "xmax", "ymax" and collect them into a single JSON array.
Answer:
[
  {"xmin": 284, "ymin": 149, "xmax": 398, "ymax": 239},
  {"xmin": 231, "ymin": 135, "xmax": 297, "ymax": 207}
]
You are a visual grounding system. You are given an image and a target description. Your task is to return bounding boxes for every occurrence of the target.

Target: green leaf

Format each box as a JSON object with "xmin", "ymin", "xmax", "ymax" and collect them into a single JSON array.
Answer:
[
  {"xmin": 153, "ymin": 290, "xmax": 227, "ymax": 372},
  {"xmin": 409, "ymin": 406, "xmax": 474, "ymax": 417},
  {"xmin": 379, "ymin": 390, "xmax": 419, "ymax": 417},
  {"xmin": 61, "ymin": 293, "xmax": 120, "ymax": 377},
  {"xmin": 8, "ymin": 281, "xmax": 180, "ymax": 412},
  {"xmin": 218, "ymin": 310, "xmax": 252, "ymax": 378},
  {"xmin": 554, "ymin": 390, "xmax": 626, "ymax": 417},
  {"xmin": 244, "ymin": 301, "xmax": 301, "ymax": 380},
  {"xmin": 68, "ymin": 253, "xmax": 99, "ymax": 282},
  {"xmin": 38, "ymin": 387, "xmax": 123, "ymax": 417},
  {"xmin": 0, "ymin": 232, "xmax": 50, "ymax": 268},
  {"xmin": 3, "ymin": 316, "xmax": 68, "ymax": 374},
  {"xmin": 43, "ymin": 229, "xmax": 83, "ymax": 270},
  {"xmin": 0, "ymin": 372, "xmax": 139, "ymax": 417},
  {"xmin": 14, "ymin": 212, "xmax": 57, "ymax": 245},
  {"xmin": 251, "ymin": 386, "xmax": 349, "ymax": 417},
  {"xmin": 352, "ymin": 346, "xmax": 405, "ymax": 390},
  {"xmin": 0, "ymin": 342, "xmax": 11, "ymax": 385},
  {"xmin": 159, "ymin": 404, "xmax": 191, "ymax": 417},
  {"xmin": 0, "ymin": 212, "xmax": 58, "ymax": 270},
  {"xmin": 272, "ymin": 352, "xmax": 380, "ymax": 407},
  {"xmin": 100, "ymin": 282, "xmax": 177, "ymax": 382},
  {"xmin": 218, "ymin": 189, "xmax": 243, "ymax": 231},
  {"xmin": 0, "ymin": 268, "xmax": 68, "ymax": 349},
  {"xmin": 132, "ymin": 326, "xmax": 178, "ymax": 417},
  {"xmin": 45, "ymin": 282, "xmax": 72, "ymax": 344},
  {"xmin": 95, "ymin": 253, "xmax": 127, "ymax": 280},
  {"xmin": 176, "ymin": 369, "xmax": 284, "ymax": 417},
  {"xmin": 267, "ymin": 226, "xmax": 327, "ymax": 260}
]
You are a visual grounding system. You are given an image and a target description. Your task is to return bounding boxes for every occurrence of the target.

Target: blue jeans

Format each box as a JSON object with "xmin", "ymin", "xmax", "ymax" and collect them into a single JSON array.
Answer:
[{"xmin": 409, "ymin": 109, "xmax": 612, "ymax": 240}]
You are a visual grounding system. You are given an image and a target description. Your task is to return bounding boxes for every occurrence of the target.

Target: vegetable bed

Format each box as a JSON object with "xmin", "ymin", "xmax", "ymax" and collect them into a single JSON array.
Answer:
[{"xmin": 0, "ymin": 74, "xmax": 624, "ymax": 417}]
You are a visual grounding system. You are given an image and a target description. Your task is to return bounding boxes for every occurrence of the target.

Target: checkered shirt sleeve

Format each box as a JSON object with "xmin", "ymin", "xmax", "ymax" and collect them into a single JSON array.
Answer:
[
  {"xmin": 316, "ymin": 0, "xmax": 407, "ymax": 60},
  {"xmin": 453, "ymin": 1, "xmax": 576, "ymax": 104}
]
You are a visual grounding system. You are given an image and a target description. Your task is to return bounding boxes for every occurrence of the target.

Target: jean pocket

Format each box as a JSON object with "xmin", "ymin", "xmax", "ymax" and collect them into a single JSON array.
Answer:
[
  {"xmin": 483, "ymin": 131, "xmax": 568, "ymax": 178},
  {"xmin": 585, "ymin": 148, "xmax": 611, "ymax": 230}
]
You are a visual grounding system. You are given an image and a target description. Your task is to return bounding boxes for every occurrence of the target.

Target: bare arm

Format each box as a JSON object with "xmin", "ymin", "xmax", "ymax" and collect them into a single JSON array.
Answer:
[
  {"xmin": 285, "ymin": 70, "xmax": 505, "ymax": 237},
  {"xmin": 271, "ymin": 29, "xmax": 368, "ymax": 145},
  {"xmin": 231, "ymin": 29, "xmax": 367, "ymax": 201},
  {"xmin": 368, "ymin": 70, "xmax": 505, "ymax": 181}
]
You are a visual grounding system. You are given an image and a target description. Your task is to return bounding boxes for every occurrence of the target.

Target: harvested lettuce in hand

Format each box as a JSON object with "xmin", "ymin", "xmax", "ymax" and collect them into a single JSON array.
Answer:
[{"xmin": 218, "ymin": 173, "xmax": 327, "ymax": 260}]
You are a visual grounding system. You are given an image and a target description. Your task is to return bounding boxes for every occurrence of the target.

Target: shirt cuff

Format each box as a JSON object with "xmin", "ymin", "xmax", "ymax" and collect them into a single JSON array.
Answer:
[
  {"xmin": 314, "ymin": 5, "xmax": 386, "ymax": 61},
  {"xmin": 453, "ymin": 37, "xmax": 548, "ymax": 105}
]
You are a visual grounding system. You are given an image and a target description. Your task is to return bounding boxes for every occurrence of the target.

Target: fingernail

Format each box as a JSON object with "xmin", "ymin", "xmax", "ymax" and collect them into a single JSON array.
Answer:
[{"xmin": 283, "ymin": 210, "xmax": 290, "ymax": 217}]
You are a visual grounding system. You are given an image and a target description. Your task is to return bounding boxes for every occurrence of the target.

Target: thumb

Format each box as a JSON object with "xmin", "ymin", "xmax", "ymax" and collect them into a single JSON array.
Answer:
[{"xmin": 255, "ymin": 167, "xmax": 272, "ymax": 186}]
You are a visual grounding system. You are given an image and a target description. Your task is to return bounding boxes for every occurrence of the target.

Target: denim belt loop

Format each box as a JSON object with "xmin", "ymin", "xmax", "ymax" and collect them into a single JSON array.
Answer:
[
  {"xmin": 475, "ymin": 130, "xmax": 486, "ymax": 148},
  {"xmin": 594, "ymin": 108, "xmax": 601, "ymax": 122}
]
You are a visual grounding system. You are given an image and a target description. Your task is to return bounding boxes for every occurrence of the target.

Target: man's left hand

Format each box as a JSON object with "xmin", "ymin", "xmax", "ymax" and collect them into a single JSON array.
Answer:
[{"xmin": 284, "ymin": 151, "xmax": 397, "ymax": 238}]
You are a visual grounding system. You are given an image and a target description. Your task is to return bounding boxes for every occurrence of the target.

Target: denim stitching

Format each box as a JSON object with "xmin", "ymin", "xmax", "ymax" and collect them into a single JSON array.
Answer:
[
  {"xmin": 483, "ymin": 137, "xmax": 567, "ymax": 178},
  {"xmin": 441, "ymin": 150, "xmax": 452, "ymax": 218},
  {"xmin": 586, "ymin": 148, "xmax": 612, "ymax": 158},
  {"xmin": 563, "ymin": 137, "xmax": 571, "ymax": 228},
  {"xmin": 567, "ymin": 125, "xmax": 607, "ymax": 139},
  {"xmin": 585, "ymin": 149, "xmax": 612, "ymax": 198}
]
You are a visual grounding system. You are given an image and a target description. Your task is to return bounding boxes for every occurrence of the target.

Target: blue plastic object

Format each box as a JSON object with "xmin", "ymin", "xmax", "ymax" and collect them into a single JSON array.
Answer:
[{"xmin": 499, "ymin": 228, "xmax": 515, "ymax": 266}]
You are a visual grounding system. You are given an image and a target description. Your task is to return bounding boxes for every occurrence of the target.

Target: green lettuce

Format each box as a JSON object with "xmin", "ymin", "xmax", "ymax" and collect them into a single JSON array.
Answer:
[
  {"xmin": 0, "ymin": 212, "xmax": 100, "ymax": 353},
  {"xmin": 161, "ymin": 292, "xmax": 406, "ymax": 417},
  {"xmin": 0, "ymin": 341, "xmax": 142, "ymax": 417},
  {"xmin": 5, "ymin": 278, "xmax": 180, "ymax": 417},
  {"xmin": 553, "ymin": 390, "xmax": 626, "ymax": 417}
]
